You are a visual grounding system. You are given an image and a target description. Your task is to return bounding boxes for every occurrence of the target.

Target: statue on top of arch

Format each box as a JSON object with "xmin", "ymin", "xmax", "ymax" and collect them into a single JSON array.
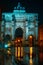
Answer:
[{"xmin": 14, "ymin": 2, "xmax": 25, "ymax": 10}]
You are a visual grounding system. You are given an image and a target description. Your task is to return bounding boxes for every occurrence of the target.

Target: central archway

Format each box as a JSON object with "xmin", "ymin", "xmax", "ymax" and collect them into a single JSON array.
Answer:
[
  {"xmin": 14, "ymin": 27, "xmax": 23, "ymax": 60},
  {"xmin": 15, "ymin": 27, "xmax": 23, "ymax": 39}
]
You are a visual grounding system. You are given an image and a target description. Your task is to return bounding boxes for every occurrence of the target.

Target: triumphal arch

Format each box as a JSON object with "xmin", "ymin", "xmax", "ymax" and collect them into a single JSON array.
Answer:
[{"xmin": 1, "ymin": 2, "xmax": 39, "ymax": 64}]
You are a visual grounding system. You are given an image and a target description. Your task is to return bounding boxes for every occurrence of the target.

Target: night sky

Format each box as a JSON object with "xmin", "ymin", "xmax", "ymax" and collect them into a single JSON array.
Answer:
[{"xmin": 0, "ymin": 0, "xmax": 43, "ymax": 26}]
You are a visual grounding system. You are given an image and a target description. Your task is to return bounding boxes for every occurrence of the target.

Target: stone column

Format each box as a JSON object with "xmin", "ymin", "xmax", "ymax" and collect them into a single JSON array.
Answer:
[
  {"xmin": 12, "ymin": 15, "xmax": 16, "ymax": 39},
  {"xmin": 1, "ymin": 15, "xmax": 5, "ymax": 40},
  {"xmin": 35, "ymin": 22, "xmax": 38, "ymax": 40},
  {"xmin": 23, "ymin": 20, "xmax": 26, "ymax": 41},
  {"xmin": 11, "ymin": 21, "xmax": 14, "ymax": 40}
]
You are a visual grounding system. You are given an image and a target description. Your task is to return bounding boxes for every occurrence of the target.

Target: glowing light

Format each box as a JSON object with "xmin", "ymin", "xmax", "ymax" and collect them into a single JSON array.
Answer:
[
  {"xmin": 15, "ymin": 47, "xmax": 23, "ymax": 60},
  {"xmin": 7, "ymin": 50, "xmax": 11, "ymax": 54},
  {"xmin": 18, "ymin": 47, "xmax": 20, "ymax": 57},
  {"xmin": 29, "ymin": 59, "xmax": 33, "ymax": 65},
  {"xmin": 30, "ymin": 47, "xmax": 33, "ymax": 65},
  {"xmin": 5, "ymin": 44, "xmax": 8, "ymax": 48},
  {"xmin": 18, "ymin": 39, "xmax": 20, "ymax": 42},
  {"xmin": 30, "ymin": 47, "xmax": 33, "ymax": 54},
  {"xmin": 8, "ymin": 43, "xmax": 11, "ymax": 46},
  {"xmin": 29, "ymin": 36, "xmax": 32, "ymax": 39},
  {"xmin": 4, "ymin": 42, "xmax": 11, "ymax": 48},
  {"xmin": 30, "ymin": 47, "xmax": 33, "ymax": 58}
]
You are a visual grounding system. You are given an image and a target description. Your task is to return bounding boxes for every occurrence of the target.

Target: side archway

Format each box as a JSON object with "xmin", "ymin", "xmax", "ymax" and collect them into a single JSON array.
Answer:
[
  {"xmin": 4, "ymin": 34, "xmax": 11, "ymax": 41},
  {"xmin": 28, "ymin": 35, "xmax": 35, "ymax": 46}
]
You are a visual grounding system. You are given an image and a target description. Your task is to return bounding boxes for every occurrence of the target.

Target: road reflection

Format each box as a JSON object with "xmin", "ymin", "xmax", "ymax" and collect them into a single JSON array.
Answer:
[{"xmin": 29, "ymin": 47, "xmax": 33, "ymax": 65}]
